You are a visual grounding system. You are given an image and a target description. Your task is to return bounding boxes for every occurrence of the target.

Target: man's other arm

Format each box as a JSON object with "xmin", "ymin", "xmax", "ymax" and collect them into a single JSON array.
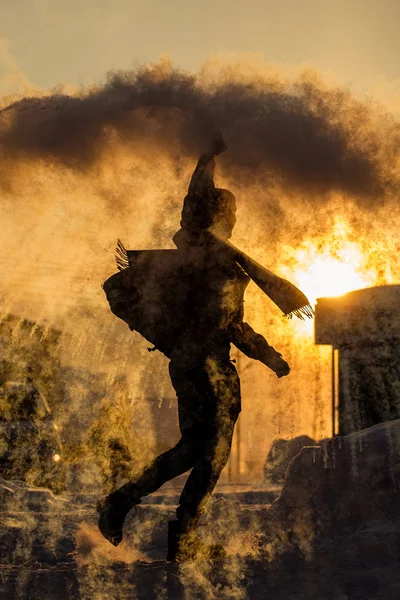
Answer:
[{"xmin": 230, "ymin": 322, "xmax": 290, "ymax": 377}]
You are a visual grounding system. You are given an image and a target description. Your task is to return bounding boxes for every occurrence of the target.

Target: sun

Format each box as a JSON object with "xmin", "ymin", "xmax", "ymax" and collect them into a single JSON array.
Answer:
[
  {"xmin": 280, "ymin": 219, "xmax": 378, "ymax": 309},
  {"xmin": 295, "ymin": 255, "xmax": 372, "ymax": 304}
]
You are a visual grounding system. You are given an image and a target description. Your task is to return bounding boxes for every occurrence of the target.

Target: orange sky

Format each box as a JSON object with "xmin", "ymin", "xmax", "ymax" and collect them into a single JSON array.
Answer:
[{"xmin": 1, "ymin": 0, "xmax": 400, "ymax": 102}]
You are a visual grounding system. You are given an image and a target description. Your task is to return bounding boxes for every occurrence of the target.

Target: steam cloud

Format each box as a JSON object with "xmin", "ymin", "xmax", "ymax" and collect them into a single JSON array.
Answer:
[
  {"xmin": 0, "ymin": 58, "xmax": 398, "ymax": 464},
  {"xmin": 1, "ymin": 58, "xmax": 399, "ymax": 203},
  {"xmin": 1, "ymin": 61, "xmax": 399, "ymax": 592}
]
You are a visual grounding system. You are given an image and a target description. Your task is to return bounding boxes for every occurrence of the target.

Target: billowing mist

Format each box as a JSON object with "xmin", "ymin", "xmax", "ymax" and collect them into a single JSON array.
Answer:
[{"xmin": 1, "ymin": 56, "xmax": 399, "ymax": 484}]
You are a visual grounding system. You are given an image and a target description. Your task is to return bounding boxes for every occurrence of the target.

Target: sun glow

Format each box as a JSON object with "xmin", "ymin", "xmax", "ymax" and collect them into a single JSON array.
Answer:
[
  {"xmin": 295, "ymin": 255, "xmax": 373, "ymax": 303},
  {"xmin": 282, "ymin": 219, "xmax": 378, "ymax": 307}
]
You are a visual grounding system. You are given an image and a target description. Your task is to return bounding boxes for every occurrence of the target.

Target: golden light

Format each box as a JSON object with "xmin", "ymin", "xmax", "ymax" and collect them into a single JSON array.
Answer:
[
  {"xmin": 278, "ymin": 219, "xmax": 378, "ymax": 334},
  {"xmin": 53, "ymin": 454, "xmax": 61, "ymax": 462},
  {"xmin": 295, "ymin": 254, "xmax": 372, "ymax": 304}
]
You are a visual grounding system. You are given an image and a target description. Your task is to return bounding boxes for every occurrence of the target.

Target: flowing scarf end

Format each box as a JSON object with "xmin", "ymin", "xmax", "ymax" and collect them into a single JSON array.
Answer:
[
  {"xmin": 285, "ymin": 304, "xmax": 315, "ymax": 320},
  {"xmin": 115, "ymin": 239, "xmax": 129, "ymax": 271}
]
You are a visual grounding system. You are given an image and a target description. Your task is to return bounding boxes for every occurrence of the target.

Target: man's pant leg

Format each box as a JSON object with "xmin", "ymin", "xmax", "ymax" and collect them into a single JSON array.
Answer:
[
  {"xmin": 107, "ymin": 361, "xmax": 208, "ymax": 508},
  {"xmin": 172, "ymin": 358, "xmax": 241, "ymax": 529},
  {"xmin": 110, "ymin": 436, "xmax": 197, "ymax": 506},
  {"xmin": 176, "ymin": 407, "xmax": 238, "ymax": 528}
]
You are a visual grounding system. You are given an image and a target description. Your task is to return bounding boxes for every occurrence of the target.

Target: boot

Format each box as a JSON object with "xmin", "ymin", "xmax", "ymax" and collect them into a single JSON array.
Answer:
[
  {"xmin": 97, "ymin": 491, "xmax": 141, "ymax": 547},
  {"xmin": 167, "ymin": 519, "xmax": 181, "ymax": 561}
]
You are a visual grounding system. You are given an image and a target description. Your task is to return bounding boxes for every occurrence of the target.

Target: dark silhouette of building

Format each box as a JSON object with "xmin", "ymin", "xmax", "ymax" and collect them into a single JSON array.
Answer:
[{"xmin": 315, "ymin": 285, "xmax": 400, "ymax": 436}]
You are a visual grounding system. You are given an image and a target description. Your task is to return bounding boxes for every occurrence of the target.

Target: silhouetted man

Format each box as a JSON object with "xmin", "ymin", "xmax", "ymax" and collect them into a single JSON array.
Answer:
[{"xmin": 98, "ymin": 139, "xmax": 290, "ymax": 560}]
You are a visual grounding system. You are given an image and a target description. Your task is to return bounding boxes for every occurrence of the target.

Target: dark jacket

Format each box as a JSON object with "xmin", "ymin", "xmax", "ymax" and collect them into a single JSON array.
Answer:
[{"xmin": 170, "ymin": 228, "xmax": 283, "ymax": 371}]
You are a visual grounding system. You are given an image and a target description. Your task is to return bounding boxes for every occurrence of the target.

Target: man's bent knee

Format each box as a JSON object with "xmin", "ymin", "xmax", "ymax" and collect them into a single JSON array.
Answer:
[{"xmin": 175, "ymin": 434, "xmax": 204, "ymax": 462}]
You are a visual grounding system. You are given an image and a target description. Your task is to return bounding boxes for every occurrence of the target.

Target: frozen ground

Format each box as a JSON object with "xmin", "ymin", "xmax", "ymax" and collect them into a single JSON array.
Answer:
[{"xmin": 1, "ymin": 420, "xmax": 400, "ymax": 599}]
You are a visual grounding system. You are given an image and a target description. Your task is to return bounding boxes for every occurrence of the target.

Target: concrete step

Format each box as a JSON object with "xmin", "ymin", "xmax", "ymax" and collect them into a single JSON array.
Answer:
[{"xmin": 141, "ymin": 487, "xmax": 281, "ymax": 506}]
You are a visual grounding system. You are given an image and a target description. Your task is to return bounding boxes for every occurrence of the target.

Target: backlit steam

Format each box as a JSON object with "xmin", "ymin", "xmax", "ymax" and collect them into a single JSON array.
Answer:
[
  {"xmin": 1, "ymin": 55, "xmax": 400, "ymax": 599},
  {"xmin": 287, "ymin": 219, "xmax": 378, "ymax": 303},
  {"xmin": 0, "ymin": 57, "xmax": 399, "ymax": 491},
  {"xmin": 1, "ymin": 57, "xmax": 400, "ymax": 206}
]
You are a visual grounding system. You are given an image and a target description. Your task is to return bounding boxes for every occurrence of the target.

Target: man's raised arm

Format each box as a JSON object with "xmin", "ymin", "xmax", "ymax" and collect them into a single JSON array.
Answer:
[
  {"xmin": 187, "ymin": 134, "xmax": 227, "ymax": 197},
  {"xmin": 187, "ymin": 153, "xmax": 216, "ymax": 198}
]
